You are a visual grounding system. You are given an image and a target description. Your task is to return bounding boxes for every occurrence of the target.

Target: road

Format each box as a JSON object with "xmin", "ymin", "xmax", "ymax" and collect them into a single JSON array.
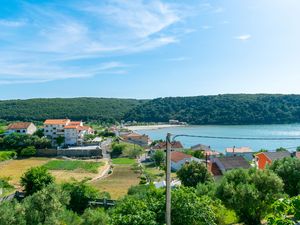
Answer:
[{"xmin": 101, "ymin": 138, "xmax": 112, "ymax": 159}]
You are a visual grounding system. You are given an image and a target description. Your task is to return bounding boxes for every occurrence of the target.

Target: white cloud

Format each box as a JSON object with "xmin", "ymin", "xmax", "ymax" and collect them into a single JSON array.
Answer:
[
  {"xmin": 0, "ymin": 0, "xmax": 195, "ymax": 84},
  {"xmin": 235, "ymin": 34, "xmax": 252, "ymax": 41}
]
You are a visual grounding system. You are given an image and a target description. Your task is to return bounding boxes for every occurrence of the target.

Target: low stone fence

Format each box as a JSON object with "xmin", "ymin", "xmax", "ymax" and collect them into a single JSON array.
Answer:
[{"xmin": 36, "ymin": 148, "xmax": 102, "ymax": 158}]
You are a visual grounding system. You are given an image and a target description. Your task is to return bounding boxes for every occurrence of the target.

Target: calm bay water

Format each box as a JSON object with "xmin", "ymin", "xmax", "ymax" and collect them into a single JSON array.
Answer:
[{"xmin": 137, "ymin": 124, "xmax": 300, "ymax": 153}]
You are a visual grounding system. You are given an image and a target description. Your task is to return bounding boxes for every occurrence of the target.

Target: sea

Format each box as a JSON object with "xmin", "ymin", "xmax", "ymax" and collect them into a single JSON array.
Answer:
[{"xmin": 136, "ymin": 124, "xmax": 300, "ymax": 153}]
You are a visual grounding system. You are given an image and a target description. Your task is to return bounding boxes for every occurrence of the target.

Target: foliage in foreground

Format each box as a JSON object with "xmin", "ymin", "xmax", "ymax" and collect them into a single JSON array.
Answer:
[
  {"xmin": 216, "ymin": 168, "xmax": 284, "ymax": 225},
  {"xmin": 20, "ymin": 166, "xmax": 55, "ymax": 196},
  {"xmin": 267, "ymin": 196, "xmax": 300, "ymax": 224},
  {"xmin": 270, "ymin": 157, "xmax": 300, "ymax": 197}
]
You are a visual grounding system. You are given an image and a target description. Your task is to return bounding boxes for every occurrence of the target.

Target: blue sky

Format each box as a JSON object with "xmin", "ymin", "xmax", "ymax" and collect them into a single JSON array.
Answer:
[{"xmin": 0, "ymin": 0, "xmax": 299, "ymax": 99}]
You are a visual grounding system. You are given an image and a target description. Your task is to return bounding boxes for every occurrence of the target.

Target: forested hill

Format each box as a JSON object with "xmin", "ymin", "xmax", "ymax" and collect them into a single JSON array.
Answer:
[
  {"xmin": 2, "ymin": 94, "xmax": 300, "ymax": 125},
  {"xmin": 0, "ymin": 98, "xmax": 144, "ymax": 123},
  {"xmin": 124, "ymin": 94, "xmax": 300, "ymax": 125}
]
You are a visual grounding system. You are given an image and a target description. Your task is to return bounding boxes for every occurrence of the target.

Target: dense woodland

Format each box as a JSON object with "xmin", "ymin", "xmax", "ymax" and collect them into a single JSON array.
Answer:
[
  {"xmin": 126, "ymin": 94, "xmax": 300, "ymax": 124},
  {"xmin": 0, "ymin": 98, "xmax": 144, "ymax": 123},
  {"xmin": 2, "ymin": 94, "xmax": 300, "ymax": 124}
]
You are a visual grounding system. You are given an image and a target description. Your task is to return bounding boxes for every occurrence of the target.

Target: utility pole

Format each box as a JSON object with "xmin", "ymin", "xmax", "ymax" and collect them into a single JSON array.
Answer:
[{"xmin": 166, "ymin": 133, "xmax": 172, "ymax": 225}]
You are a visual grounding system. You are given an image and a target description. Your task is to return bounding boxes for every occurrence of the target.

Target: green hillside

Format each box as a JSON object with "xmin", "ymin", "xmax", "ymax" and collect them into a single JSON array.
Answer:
[
  {"xmin": 2, "ymin": 94, "xmax": 300, "ymax": 125},
  {"xmin": 0, "ymin": 98, "xmax": 144, "ymax": 123},
  {"xmin": 125, "ymin": 94, "xmax": 300, "ymax": 125}
]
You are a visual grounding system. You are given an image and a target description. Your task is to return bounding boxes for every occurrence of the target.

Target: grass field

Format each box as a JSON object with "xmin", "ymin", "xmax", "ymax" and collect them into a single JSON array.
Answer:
[
  {"xmin": 43, "ymin": 160, "xmax": 104, "ymax": 173},
  {"xmin": 91, "ymin": 164, "xmax": 140, "ymax": 199},
  {"xmin": 0, "ymin": 158, "xmax": 106, "ymax": 187},
  {"xmin": 0, "ymin": 158, "xmax": 50, "ymax": 186},
  {"xmin": 112, "ymin": 158, "xmax": 136, "ymax": 165}
]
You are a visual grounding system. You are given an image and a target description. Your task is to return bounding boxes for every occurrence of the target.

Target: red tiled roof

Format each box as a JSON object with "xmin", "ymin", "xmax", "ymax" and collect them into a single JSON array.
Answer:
[
  {"xmin": 8, "ymin": 122, "xmax": 32, "ymax": 130},
  {"xmin": 153, "ymin": 141, "xmax": 183, "ymax": 149},
  {"xmin": 64, "ymin": 125, "xmax": 79, "ymax": 129},
  {"xmin": 68, "ymin": 121, "xmax": 82, "ymax": 126},
  {"xmin": 44, "ymin": 119, "xmax": 70, "ymax": 125},
  {"xmin": 171, "ymin": 151, "xmax": 192, "ymax": 163}
]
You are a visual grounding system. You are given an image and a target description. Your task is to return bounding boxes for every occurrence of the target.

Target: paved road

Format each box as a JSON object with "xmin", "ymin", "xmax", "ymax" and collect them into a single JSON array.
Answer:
[{"xmin": 101, "ymin": 138, "xmax": 112, "ymax": 159}]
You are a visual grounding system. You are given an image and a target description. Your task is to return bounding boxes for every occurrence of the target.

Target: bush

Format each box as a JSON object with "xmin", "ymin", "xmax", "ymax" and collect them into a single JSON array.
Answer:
[
  {"xmin": 20, "ymin": 146, "xmax": 36, "ymax": 157},
  {"xmin": 176, "ymin": 161, "xmax": 213, "ymax": 187},
  {"xmin": 61, "ymin": 180, "xmax": 100, "ymax": 214},
  {"xmin": 20, "ymin": 166, "xmax": 55, "ymax": 196},
  {"xmin": 0, "ymin": 151, "xmax": 17, "ymax": 161}
]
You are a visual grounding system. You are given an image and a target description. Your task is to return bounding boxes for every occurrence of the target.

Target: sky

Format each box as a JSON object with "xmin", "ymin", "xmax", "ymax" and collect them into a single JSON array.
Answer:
[{"xmin": 0, "ymin": 0, "xmax": 299, "ymax": 99}]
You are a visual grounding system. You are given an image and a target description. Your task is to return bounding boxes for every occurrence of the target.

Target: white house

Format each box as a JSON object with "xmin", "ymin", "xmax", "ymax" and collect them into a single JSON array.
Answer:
[
  {"xmin": 7, "ymin": 122, "xmax": 37, "ymax": 135},
  {"xmin": 64, "ymin": 124, "xmax": 94, "ymax": 146},
  {"xmin": 170, "ymin": 151, "xmax": 202, "ymax": 171},
  {"xmin": 43, "ymin": 119, "xmax": 93, "ymax": 146}
]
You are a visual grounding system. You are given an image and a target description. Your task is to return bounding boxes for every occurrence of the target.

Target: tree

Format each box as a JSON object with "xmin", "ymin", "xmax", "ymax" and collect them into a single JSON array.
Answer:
[
  {"xmin": 81, "ymin": 208, "xmax": 109, "ymax": 225},
  {"xmin": 55, "ymin": 135, "xmax": 65, "ymax": 146},
  {"xmin": 111, "ymin": 143, "xmax": 126, "ymax": 158},
  {"xmin": 269, "ymin": 157, "xmax": 300, "ymax": 196},
  {"xmin": 216, "ymin": 169, "xmax": 284, "ymax": 225},
  {"xmin": 171, "ymin": 187, "xmax": 217, "ymax": 225},
  {"xmin": 0, "ymin": 200, "xmax": 26, "ymax": 225},
  {"xmin": 297, "ymin": 146, "xmax": 300, "ymax": 152},
  {"xmin": 276, "ymin": 147, "xmax": 287, "ymax": 152},
  {"xmin": 110, "ymin": 196, "xmax": 157, "ymax": 225},
  {"xmin": 22, "ymin": 184, "xmax": 82, "ymax": 225},
  {"xmin": 151, "ymin": 150, "xmax": 165, "ymax": 166},
  {"xmin": 61, "ymin": 180, "xmax": 100, "ymax": 214},
  {"xmin": 176, "ymin": 161, "xmax": 213, "ymax": 187},
  {"xmin": 20, "ymin": 166, "xmax": 55, "ymax": 196},
  {"xmin": 33, "ymin": 129, "xmax": 44, "ymax": 138},
  {"xmin": 267, "ymin": 196, "xmax": 300, "ymax": 224},
  {"xmin": 20, "ymin": 146, "xmax": 36, "ymax": 157}
]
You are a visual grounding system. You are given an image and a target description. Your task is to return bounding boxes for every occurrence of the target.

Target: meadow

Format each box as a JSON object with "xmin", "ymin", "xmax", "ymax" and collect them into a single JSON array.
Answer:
[{"xmin": 91, "ymin": 159, "xmax": 139, "ymax": 199}]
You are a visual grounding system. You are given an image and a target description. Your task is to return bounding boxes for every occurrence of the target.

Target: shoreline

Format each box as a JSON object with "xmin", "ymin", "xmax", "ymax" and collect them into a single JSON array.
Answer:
[{"xmin": 125, "ymin": 124, "xmax": 186, "ymax": 131}]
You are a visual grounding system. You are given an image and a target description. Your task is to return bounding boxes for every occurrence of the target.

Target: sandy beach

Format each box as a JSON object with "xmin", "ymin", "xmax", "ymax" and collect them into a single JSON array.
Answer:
[{"xmin": 125, "ymin": 124, "xmax": 185, "ymax": 131}]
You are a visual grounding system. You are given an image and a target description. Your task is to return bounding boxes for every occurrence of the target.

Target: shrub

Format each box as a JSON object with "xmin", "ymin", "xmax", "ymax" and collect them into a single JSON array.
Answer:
[
  {"xmin": 20, "ymin": 146, "xmax": 36, "ymax": 157},
  {"xmin": 20, "ymin": 166, "xmax": 55, "ymax": 196}
]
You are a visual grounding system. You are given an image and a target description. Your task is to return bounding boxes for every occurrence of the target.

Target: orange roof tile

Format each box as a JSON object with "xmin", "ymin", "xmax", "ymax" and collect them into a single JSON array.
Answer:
[
  {"xmin": 44, "ymin": 119, "xmax": 70, "ymax": 125},
  {"xmin": 8, "ymin": 122, "xmax": 33, "ymax": 130},
  {"xmin": 171, "ymin": 151, "xmax": 192, "ymax": 163},
  {"xmin": 68, "ymin": 121, "xmax": 82, "ymax": 126}
]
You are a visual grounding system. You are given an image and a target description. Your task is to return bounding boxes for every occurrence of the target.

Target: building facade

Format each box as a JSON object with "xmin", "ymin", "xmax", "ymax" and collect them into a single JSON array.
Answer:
[
  {"xmin": 43, "ymin": 119, "xmax": 93, "ymax": 146},
  {"xmin": 7, "ymin": 122, "xmax": 37, "ymax": 135}
]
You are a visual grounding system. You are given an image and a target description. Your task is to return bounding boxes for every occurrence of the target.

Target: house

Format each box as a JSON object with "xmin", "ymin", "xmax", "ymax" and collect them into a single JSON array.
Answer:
[
  {"xmin": 64, "ymin": 125, "xmax": 94, "ymax": 146},
  {"xmin": 153, "ymin": 141, "xmax": 184, "ymax": 151},
  {"xmin": 255, "ymin": 151, "xmax": 291, "ymax": 169},
  {"xmin": 120, "ymin": 132, "xmax": 151, "ymax": 147},
  {"xmin": 170, "ymin": 151, "xmax": 202, "ymax": 171},
  {"xmin": 6, "ymin": 122, "xmax": 37, "ymax": 135},
  {"xmin": 191, "ymin": 144, "xmax": 211, "ymax": 151},
  {"xmin": 191, "ymin": 144, "xmax": 220, "ymax": 158},
  {"xmin": 209, "ymin": 156, "xmax": 251, "ymax": 176},
  {"xmin": 225, "ymin": 146, "xmax": 253, "ymax": 161},
  {"xmin": 43, "ymin": 119, "xmax": 93, "ymax": 146}
]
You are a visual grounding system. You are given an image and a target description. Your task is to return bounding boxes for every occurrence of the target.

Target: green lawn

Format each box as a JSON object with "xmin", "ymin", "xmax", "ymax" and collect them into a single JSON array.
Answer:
[
  {"xmin": 43, "ymin": 160, "xmax": 103, "ymax": 173},
  {"xmin": 112, "ymin": 158, "xmax": 136, "ymax": 165}
]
